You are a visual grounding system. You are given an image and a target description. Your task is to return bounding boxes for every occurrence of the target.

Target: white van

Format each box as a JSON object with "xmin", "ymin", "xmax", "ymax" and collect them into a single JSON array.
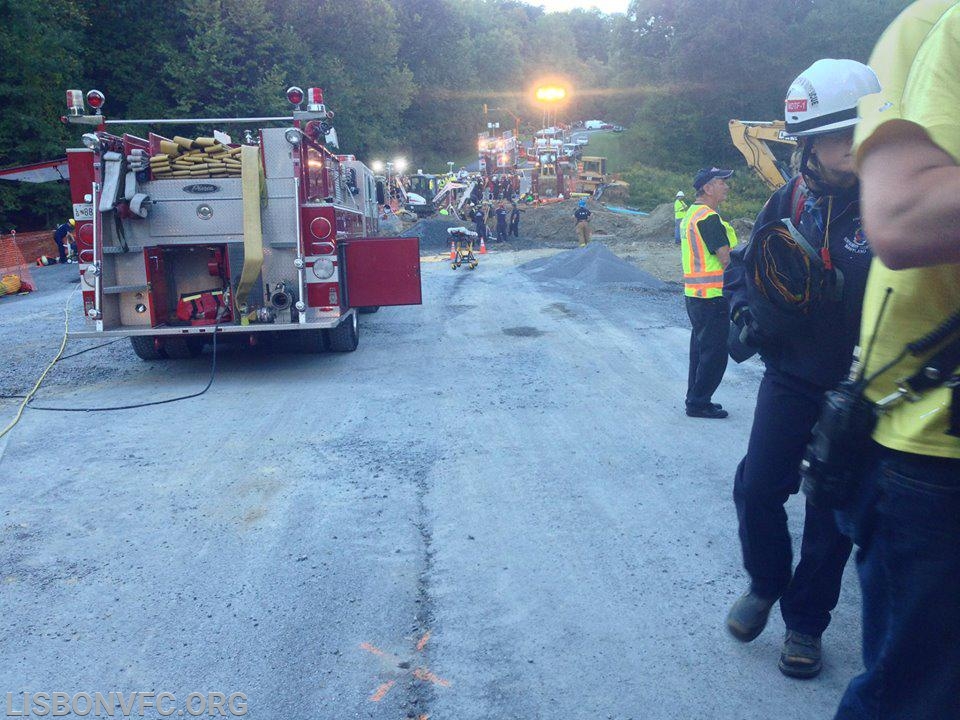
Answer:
[{"xmin": 584, "ymin": 120, "xmax": 605, "ymax": 130}]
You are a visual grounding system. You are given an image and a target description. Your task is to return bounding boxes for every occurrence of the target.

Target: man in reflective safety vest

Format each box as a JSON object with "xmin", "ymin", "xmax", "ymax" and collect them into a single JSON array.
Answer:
[{"xmin": 680, "ymin": 167, "xmax": 737, "ymax": 419}]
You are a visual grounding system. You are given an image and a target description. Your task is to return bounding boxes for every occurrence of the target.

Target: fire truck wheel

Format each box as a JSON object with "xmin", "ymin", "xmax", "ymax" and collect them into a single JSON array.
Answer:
[
  {"xmin": 129, "ymin": 335, "xmax": 168, "ymax": 360},
  {"xmin": 163, "ymin": 336, "xmax": 204, "ymax": 359},
  {"xmin": 326, "ymin": 312, "xmax": 359, "ymax": 352},
  {"xmin": 358, "ymin": 306, "xmax": 379, "ymax": 314},
  {"xmin": 292, "ymin": 329, "xmax": 327, "ymax": 354}
]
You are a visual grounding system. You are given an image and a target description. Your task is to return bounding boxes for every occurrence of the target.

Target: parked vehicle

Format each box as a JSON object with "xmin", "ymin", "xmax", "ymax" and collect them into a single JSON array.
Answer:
[{"xmin": 61, "ymin": 85, "xmax": 421, "ymax": 359}]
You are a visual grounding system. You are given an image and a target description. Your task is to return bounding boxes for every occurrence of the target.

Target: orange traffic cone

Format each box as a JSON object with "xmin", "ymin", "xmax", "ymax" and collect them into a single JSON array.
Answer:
[
  {"xmin": 479, "ymin": 237, "xmax": 487, "ymax": 254},
  {"xmin": 449, "ymin": 240, "xmax": 456, "ymax": 261}
]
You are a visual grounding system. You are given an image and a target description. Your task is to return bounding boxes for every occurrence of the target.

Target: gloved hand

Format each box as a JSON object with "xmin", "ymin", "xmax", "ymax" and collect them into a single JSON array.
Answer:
[
  {"xmin": 733, "ymin": 307, "xmax": 766, "ymax": 349},
  {"xmin": 728, "ymin": 306, "xmax": 764, "ymax": 363}
]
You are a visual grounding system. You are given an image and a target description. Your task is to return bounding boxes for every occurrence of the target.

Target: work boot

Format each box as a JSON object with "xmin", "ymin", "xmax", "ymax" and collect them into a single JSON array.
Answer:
[
  {"xmin": 686, "ymin": 404, "xmax": 728, "ymax": 419},
  {"xmin": 726, "ymin": 591, "xmax": 775, "ymax": 642},
  {"xmin": 778, "ymin": 630, "xmax": 822, "ymax": 679}
]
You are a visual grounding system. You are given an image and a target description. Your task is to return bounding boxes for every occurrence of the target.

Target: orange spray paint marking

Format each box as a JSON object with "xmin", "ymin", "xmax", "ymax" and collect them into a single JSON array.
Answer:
[
  {"xmin": 370, "ymin": 680, "xmax": 396, "ymax": 702},
  {"xmin": 361, "ymin": 628, "xmax": 451, "ymax": 704},
  {"xmin": 359, "ymin": 642, "xmax": 386, "ymax": 657},
  {"xmin": 412, "ymin": 667, "xmax": 451, "ymax": 688}
]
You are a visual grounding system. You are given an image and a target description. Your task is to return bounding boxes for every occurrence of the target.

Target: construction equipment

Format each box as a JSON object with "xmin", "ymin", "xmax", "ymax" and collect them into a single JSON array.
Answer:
[
  {"xmin": 576, "ymin": 156, "xmax": 607, "ymax": 194},
  {"xmin": 728, "ymin": 120, "xmax": 797, "ymax": 191},
  {"xmin": 60, "ymin": 85, "xmax": 421, "ymax": 359},
  {"xmin": 405, "ymin": 172, "xmax": 441, "ymax": 217}
]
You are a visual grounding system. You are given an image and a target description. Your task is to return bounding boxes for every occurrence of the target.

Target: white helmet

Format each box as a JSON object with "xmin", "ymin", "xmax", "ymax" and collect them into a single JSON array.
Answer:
[
  {"xmin": 784, "ymin": 59, "xmax": 880, "ymax": 137},
  {"xmin": 676, "ymin": 190, "xmax": 685, "ymax": 198}
]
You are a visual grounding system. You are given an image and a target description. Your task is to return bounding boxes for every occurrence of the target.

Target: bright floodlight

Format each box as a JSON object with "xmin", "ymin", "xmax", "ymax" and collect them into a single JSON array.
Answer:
[
  {"xmin": 535, "ymin": 86, "xmax": 567, "ymax": 102},
  {"xmin": 393, "ymin": 157, "xmax": 408, "ymax": 173},
  {"xmin": 371, "ymin": 160, "xmax": 384, "ymax": 173}
]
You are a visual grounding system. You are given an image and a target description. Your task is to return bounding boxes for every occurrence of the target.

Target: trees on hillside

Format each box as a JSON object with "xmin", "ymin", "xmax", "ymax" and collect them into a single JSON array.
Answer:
[{"xmin": 0, "ymin": 0, "xmax": 912, "ymax": 228}]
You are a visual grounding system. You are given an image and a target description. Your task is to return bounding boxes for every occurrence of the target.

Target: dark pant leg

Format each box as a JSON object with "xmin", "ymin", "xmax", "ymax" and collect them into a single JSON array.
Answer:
[
  {"xmin": 684, "ymin": 296, "xmax": 729, "ymax": 408},
  {"xmin": 834, "ymin": 449, "xmax": 960, "ymax": 720},
  {"xmin": 497, "ymin": 226, "xmax": 506, "ymax": 243},
  {"xmin": 733, "ymin": 369, "xmax": 823, "ymax": 601},
  {"xmin": 55, "ymin": 235, "xmax": 67, "ymax": 263},
  {"xmin": 509, "ymin": 222, "xmax": 518, "ymax": 237},
  {"xmin": 686, "ymin": 300, "xmax": 701, "ymax": 401},
  {"xmin": 780, "ymin": 498, "xmax": 853, "ymax": 636}
]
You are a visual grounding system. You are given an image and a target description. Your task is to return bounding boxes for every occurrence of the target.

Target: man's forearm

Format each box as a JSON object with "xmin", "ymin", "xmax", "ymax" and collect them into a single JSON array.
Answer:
[
  {"xmin": 715, "ymin": 245, "xmax": 731, "ymax": 268},
  {"xmin": 860, "ymin": 125, "xmax": 960, "ymax": 269}
]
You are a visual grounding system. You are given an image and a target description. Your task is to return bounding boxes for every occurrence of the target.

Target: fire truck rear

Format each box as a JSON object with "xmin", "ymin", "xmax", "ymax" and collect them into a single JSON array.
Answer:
[{"xmin": 63, "ymin": 86, "xmax": 421, "ymax": 359}]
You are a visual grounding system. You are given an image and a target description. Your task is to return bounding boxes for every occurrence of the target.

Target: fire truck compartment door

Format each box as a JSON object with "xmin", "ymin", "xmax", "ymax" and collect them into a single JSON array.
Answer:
[{"xmin": 341, "ymin": 236, "xmax": 421, "ymax": 307}]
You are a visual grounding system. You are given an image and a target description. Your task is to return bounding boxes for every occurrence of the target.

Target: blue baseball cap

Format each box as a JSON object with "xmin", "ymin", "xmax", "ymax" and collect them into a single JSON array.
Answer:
[
  {"xmin": 578, "ymin": 198, "xmax": 587, "ymax": 206},
  {"xmin": 693, "ymin": 167, "xmax": 734, "ymax": 191}
]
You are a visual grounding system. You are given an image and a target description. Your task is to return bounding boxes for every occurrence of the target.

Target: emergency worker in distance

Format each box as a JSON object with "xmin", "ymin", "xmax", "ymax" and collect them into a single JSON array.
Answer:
[
  {"xmin": 573, "ymin": 199, "xmax": 591, "ymax": 247},
  {"xmin": 674, "ymin": 190, "xmax": 688, "ymax": 244},
  {"xmin": 53, "ymin": 219, "xmax": 75, "ymax": 264},
  {"xmin": 723, "ymin": 59, "xmax": 880, "ymax": 679}
]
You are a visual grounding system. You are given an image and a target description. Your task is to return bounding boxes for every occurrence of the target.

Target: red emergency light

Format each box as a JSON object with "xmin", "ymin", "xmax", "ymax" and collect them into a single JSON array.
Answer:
[
  {"xmin": 307, "ymin": 88, "xmax": 324, "ymax": 105},
  {"xmin": 286, "ymin": 86, "xmax": 304, "ymax": 106},
  {"xmin": 86, "ymin": 90, "xmax": 105, "ymax": 112}
]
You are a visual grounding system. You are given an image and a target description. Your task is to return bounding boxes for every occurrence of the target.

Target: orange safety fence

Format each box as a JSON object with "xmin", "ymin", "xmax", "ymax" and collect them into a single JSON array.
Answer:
[{"xmin": 0, "ymin": 230, "xmax": 55, "ymax": 292}]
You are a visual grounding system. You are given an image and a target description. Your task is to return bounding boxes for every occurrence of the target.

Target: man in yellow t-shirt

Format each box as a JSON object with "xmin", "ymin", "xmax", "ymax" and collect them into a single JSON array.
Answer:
[{"xmin": 834, "ymin": 2, "xmax": 960, "ymax": 718}]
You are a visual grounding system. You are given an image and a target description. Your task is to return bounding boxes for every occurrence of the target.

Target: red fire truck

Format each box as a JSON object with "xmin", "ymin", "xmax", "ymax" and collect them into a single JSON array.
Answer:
[{"xmin": 62, "ymin": 86, "xmax": 421, "ymax": 359}]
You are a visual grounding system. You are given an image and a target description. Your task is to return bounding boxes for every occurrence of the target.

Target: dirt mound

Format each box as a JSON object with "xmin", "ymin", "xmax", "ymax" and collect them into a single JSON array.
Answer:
[
  {"xmin": 401, "ymin": 218, "xmax": 465, "ymax": 251},
  {"xmin": 520, "ymin": 242, "xmax": 667, "ymax": 289},
  {"xmin": 520, "ymin": 199, "xmax": 678, "ymax": 245}
]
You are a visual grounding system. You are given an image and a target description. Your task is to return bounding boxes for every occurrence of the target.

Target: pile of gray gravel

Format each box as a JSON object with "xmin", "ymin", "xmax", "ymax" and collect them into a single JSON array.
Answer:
[{"xmin": 519, "ymin": 242, "xmax": 668, "ymax": 290}]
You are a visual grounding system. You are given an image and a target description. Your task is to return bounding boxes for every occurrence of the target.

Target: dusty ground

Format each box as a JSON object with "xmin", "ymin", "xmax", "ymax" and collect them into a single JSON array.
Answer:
[{"xmin": 0, "ymin": 246, "xmax": 859, "ymax": 720}]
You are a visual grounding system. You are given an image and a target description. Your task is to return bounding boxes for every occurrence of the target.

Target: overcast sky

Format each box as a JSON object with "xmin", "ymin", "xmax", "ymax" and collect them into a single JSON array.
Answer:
[{"xmin": 530, "ymin": 0, "xmax": 630, "ymax": 14}]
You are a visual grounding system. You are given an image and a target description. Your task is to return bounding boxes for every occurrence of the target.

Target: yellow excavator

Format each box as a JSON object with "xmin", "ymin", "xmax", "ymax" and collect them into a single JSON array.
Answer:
[{"xmin": 728, "ymin": 120, "xmax": 797, "ymax": 191}]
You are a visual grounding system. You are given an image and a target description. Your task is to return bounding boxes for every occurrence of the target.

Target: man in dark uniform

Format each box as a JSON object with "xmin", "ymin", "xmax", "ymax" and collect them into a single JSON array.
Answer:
[
  {"xmin": 53, "ymin": 219, "xmax": 75, "ymax": 264},
  {"xmin": 724, "ymin": 59, "xmax": 880, "ymax": 679},
  {"xmin": 509, "ymin": 202, "xmax": 522, "ymax": 237},
  {"xmin": 495, "ymin": 202, "xmax": 508, "ymax": 243}
]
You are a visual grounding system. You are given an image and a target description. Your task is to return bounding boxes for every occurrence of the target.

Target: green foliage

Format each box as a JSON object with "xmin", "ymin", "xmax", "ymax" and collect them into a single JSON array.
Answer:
[
  {"xmin": 0, "ymin": 0, "xmax": 914, "ymax": 230},
  {"xmin": 0, "ymin": 0, "xmax": 84, "ymax": 229},
  {"xmin": 621, "ymin": 162, "xmax": 770, "ymax": 220}
]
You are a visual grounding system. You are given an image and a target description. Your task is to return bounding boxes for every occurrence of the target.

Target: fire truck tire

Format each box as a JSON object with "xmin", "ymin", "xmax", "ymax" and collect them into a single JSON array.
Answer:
[
  {"xmin": 326, "ymin": 312, "xmax": 359, "ymax": 352},
  {"xmin": 358, "ymin": 306, "xmax": 379, "ymax": 314},
  {"xmin": 163, "ymin": 336, "xmax": 204, "ymax": 359},
  {"xmin": 129, "ymin": 335, "xmax": 168, "ymax": 360},
  {"xmin": 292, "ymin": 329, "xmax": 327, "ymax": 354}
]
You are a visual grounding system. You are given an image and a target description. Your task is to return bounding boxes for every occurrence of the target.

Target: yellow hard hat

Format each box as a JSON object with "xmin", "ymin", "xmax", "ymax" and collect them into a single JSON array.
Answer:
[{"xmin": 69, "ymin": 218, "xmax": 76, "ymax": 227}]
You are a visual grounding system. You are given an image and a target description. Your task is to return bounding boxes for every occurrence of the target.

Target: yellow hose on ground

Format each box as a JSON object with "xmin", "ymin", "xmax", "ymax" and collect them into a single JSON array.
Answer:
[{"xmin": 0, "ymin": 286, "xmax": 77, "ymax": 441}]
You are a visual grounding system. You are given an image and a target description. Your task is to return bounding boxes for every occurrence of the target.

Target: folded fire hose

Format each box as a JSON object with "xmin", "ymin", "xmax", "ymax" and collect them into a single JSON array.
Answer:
[{"xmin": 234, "ymin": 144, "xmax": 265, "ymax": 313}]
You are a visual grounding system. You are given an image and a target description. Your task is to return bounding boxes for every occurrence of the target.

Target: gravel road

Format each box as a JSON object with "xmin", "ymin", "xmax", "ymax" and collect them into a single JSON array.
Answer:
[{"xmin": 0, "ymin": 249, "xmax": 861, "ymax": 719}]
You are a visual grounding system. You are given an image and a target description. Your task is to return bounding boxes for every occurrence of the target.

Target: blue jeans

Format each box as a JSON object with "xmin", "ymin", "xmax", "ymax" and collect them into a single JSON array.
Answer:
[
  {"xmin": 834, "ymin": 445, "xmax": 960, "ymax": 720},
  {"xmin": 674, "ymin": 218, "xmax": 681, "ymax": 244}
]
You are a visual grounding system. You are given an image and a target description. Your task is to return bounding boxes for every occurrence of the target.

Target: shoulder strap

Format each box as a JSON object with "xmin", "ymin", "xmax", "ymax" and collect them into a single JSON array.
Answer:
[{"xmin": 789, "ymin": 176, "xmax": 808, "ymax": 225}]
